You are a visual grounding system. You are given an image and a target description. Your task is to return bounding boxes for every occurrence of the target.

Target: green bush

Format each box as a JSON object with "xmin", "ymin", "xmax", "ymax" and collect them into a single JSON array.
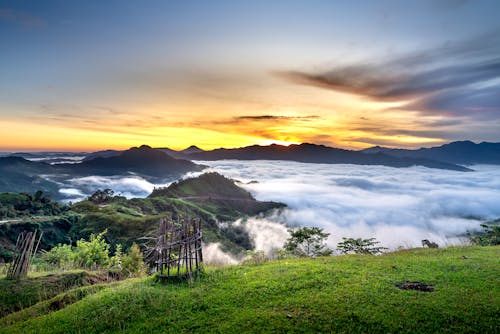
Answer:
[
  {"xmin": 74, "ymin": 231, "xmax": 110, "ymax": 269},
  {"xmin": 41, "ymin": 244, "xmax": 75, "ymax": 270},
  {"xmin": 39, "ymin": 235, "xmax": 146, "ymax": 276},
  {"xmin": 468, "ymin": 223, "xmax": 500, "ymax": 246},
  {"xmin": 121, "ymin": 243, "xmax": 145, "ymax": 276}
]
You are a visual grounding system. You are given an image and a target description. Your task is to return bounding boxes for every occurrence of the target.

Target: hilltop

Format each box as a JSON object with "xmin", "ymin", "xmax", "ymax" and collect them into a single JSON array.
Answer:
[
  {"xmin": 149, "ymin": 172, "xmax": 283, "ymax": 216},
  {"xmin": 0, "ymin": 246, "xmax": 498, "ymax": 333}
]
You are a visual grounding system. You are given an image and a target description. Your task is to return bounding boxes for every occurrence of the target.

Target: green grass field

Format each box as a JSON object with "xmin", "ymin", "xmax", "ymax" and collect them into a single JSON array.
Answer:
[{"xmin": 1, "ymin": 246, "xmax": 499, "ymax": 333}]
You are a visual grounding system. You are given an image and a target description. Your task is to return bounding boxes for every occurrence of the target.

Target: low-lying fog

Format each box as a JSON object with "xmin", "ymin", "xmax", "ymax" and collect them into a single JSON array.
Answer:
[
  {"xmin": 58, "ymin": 160, "xmax": 500, "ymax": 257},
  {"xmin": 197, "ymin": 161, "xmax": 500, "ymax": 252}
]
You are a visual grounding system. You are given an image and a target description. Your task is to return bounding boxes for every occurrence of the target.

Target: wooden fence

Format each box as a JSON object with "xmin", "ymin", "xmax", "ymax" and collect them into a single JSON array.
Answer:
[{"xmin": 147, "ymin": 218, "xmax": 203, "ymax": 280}]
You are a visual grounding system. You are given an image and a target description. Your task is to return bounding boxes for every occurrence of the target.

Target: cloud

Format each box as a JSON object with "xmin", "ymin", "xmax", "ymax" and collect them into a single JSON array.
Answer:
[
  {"xmin": 235, "ymin": 218, "xmax": 290, "ymax": 256},
  {"xmin": 234, "ymin": 115, "xmax": 319, "ymax": 121},
  {"xmin": 275, "ymin": 31, "xmax": 500, "ymax": 119},
  {"xmin": 55, "ymin": 175, "xmax": 173, "ymax": 202},
  {"xmin": 203, "ymin": 243, "xmax": 238, "ymax": 265},
  {"xmin": 199, "ymin": 160, "xmax": 500, "ymax": 250}
]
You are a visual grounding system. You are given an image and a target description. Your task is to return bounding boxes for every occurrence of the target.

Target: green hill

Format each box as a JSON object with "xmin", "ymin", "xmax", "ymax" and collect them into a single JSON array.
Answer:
[
  {"xmin": 0, "ymin": 173, "xmax": 284, "ymax": 260},
  {"xmin": 1, "ymin": 246, "xmax": 498, "ymax": 333},
  {"xmin": 150, "ymin": 172, "xmax": 285, "ymax": 216}
]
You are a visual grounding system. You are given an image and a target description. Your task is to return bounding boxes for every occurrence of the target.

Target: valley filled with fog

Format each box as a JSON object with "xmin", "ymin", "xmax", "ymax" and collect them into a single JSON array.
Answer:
[
  {"xmin": 57, "ymin": 160, "xmax": 500, "ymax": 252},
  {"xmin": 197, "ymin": 161, "xmax": 500, "ymax": 251}
]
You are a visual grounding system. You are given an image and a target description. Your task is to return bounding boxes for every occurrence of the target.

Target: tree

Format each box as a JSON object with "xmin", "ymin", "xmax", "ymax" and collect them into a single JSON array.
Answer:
[
  {"xmin": 336, "ymin": 237, "xmax": 387, "ymax": 255},
  {"xmin": 284, "ymin": 227, "xmax": 332, "ymax": 257},
  {"xmin": 88, "ymin": 189, "xmax": 115, "ymax": 204},
  {"xmin": 468, "ymin": 223, "xmax": 500, "ymax": 246}
]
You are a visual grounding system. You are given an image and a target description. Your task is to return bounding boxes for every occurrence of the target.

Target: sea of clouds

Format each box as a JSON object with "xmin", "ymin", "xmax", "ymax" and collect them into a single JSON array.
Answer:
[
  {"xmin": 55, "ymin": 160, "xmax": 500, "ymax": 259},
  {"xmin": 195, "ymin": 161, "xmax": 500, "ymax": 253}
]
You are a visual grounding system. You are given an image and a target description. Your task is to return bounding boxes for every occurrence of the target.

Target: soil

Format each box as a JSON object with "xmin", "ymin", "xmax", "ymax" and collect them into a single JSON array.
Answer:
[{"xmin": 397, "ymin": 281, "xmax": 434, "ymax": 292}]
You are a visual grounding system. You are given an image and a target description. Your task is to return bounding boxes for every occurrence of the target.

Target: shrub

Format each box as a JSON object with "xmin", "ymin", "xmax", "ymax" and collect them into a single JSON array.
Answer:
[
  {"xmin": 41, "ymin": 243, "xmax": 75, "ymax": 269},
  {"xmin": 468, "ymin": 223, "xmax": 500, "ymax": 246},
  {"xmin": 74, "ymin": 231, "xmax": 110, "ymax": 269},
  {"xmin": 121, "ymin": 243, "xmax": 146, "ymax": 276},
  {"xmin": 337, "ymin": 237, "xmax": 387, "ymax": 255}
]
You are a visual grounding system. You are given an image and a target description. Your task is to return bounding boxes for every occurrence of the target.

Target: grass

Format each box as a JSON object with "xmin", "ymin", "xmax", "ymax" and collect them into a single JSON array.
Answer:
[
  {"xmin": 1, "ymin": 246, "xmax": 499, "ymax": 333},
  {"xmin": 0, "ymin": 270, "xmax": 122, "ymax": 317}
]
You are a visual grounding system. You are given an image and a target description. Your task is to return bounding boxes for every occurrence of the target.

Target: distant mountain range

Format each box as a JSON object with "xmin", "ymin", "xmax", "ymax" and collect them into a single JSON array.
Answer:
[
  {"xmin": 0, "ymin": 145, "xmax": 204, "ymax": 198},
  {"xmin": 185, "ymin": 143, "xmax": 472, "ymax": 171},
  {"xmin": 1, "ymin": 140, "xmax": 499, "ymax": 199},
  {"xmin": 360, "ymin": 141, "xmax": 500, "ymax": 165}
]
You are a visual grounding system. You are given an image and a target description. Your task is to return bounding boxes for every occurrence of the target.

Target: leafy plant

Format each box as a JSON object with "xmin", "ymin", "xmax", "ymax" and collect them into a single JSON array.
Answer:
[
  {"xmin": 41, "ymin": 244, "xmax": 75, "ymax": 269},
  {"xmin": 121, "ymin": 243, "xmax": 146, "ymax": 276},
  {"xmin": 283, "ymin": 227, "xmax": 332, "ymax": 257},
  {"xmin": 336, "ymin": 237, "xmax": 387, "ymax": 255},
  {"xmin": 109, "ymin": 244, "xmax": 123, "ymax": 270},
  {"xmin": 74, "ymin": 231, "xmax": 110, "ymax": 269},
  {"xmin": 468, "ymin": 223, "xmax": 500, "ymax": 246}
]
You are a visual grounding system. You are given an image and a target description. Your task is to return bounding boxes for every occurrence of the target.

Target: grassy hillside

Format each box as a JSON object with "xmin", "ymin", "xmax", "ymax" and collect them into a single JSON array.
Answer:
[
  {"xmin": 1, "ymin": 246, "xmax": 498, "ymax": 333},
  {"xmin": 0, "ymin": 173, "xmax": 284, "ymax": 260}
]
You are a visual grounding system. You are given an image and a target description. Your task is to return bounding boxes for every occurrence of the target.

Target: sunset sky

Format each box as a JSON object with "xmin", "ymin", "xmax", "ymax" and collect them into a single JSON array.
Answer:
[{"xmin": 1, "ymin": 0, "xmax": 499, "ymax": 151}]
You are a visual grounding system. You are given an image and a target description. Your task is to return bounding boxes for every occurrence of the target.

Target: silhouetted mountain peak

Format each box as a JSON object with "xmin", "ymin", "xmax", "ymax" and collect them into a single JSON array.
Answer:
[{"xmin": 181, "ymin": 145, "xmax": 204, "ymax": 154}]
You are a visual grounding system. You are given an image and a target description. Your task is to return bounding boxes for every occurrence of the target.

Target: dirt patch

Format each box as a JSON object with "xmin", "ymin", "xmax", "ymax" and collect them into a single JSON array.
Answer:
[{"xmin": 397, "ymin": 281, "xmax": 434, "ymax": 292}]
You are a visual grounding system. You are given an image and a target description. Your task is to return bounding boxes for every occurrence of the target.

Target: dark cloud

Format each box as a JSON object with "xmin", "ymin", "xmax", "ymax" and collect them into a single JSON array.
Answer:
[
  {"xmin": 235, "ymin": 115, "xmax": 319, "ymax": 121},
  {"xmin": 276, "ymin": 32, "xmax": 500, "ymax": 119}
]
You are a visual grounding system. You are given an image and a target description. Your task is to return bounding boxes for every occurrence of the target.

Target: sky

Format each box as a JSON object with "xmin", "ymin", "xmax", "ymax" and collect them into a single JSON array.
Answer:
[{"xmin": 1, "ymin": 0, "xmax": 499, "ymax": 151}]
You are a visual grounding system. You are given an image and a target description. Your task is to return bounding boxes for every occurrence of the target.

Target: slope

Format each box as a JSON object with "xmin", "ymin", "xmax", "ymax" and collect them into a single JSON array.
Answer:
[{"xmin": 1, "ymin": 246, "xmax": 498, "ymax": 333}]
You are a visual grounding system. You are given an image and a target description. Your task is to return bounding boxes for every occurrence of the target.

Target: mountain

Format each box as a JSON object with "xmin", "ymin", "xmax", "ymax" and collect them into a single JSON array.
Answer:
[
  {"xmin": 74, "ymin": 145, "xmax": 205, "ymax": 179},
  {"xmin": 82, "ymin": 149, "xmax": 123, "ymax": 161},
  {"xmin": 187, "ymin": 143, "xmax": 472, "ymax": 171},
  {"xmin": 0, "ymin": 146, "xmax": 205, "ymax": 198},
  {"xmin": 85, "ymin": 145, "xmax": 205, "ymax": 161},
  {"xmin": 361, "ymin": 141, "xmax": 500, "ymax": 165},
  {"xmin": 180, "ymin": 145, "xmax": 204, "ymax": 155},
  {"xmin": 156, "ymin": 145, "xmax": 205, "ymax": 159},
  {"xmin": 150, "ymin": 172, "xmax": 285, "ymax": 216}
]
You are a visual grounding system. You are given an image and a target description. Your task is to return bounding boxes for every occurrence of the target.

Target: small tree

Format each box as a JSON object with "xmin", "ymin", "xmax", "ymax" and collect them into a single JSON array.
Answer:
[
  {"xmin": 122, "ymin": 243, "xmax": 146, "ymax": 276},
  {"xmin": 468, "ymin": 223, "xmax": 500, "ymax": 246},
  {"xmin": 42, "ymin": 243, "xmax": 75, "ymax": 269},
  {"xmin": 284, "ymin": 227, "xmax": 332, "ymax": 257},
  {"xmin": 109, "ymin": 244, "xmax": 123, "ymax": 270},
  {"xmin": 88, "ymin": 189, "xmax": 115, "ymax": 204},
  {"xmin": 337, "ymin": 237, "xmax": 387, "ymax": 255},
  {"xmin": 75, "ymin": 230, "xmax": 110, "ymax": 269}
]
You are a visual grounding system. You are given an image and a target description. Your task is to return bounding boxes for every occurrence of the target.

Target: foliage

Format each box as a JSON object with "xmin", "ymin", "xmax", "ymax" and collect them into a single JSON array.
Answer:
[
  {"xmin": 468, "ymin": 223, "xmax": 500, "ymax": 246},
  {"xmin": 0, "ymin": 191, "xmax": 67, "ymax": 219},
  {"xmin": 41, "ymin": 244, "xmax": 75, "ymax": 269},
  {"xmin": 121, "ymin": 243, "xmax": 146, "ymax": 276},
  {"xmin": 337, "ymin": 237, "xmax": 387, "ymax": 255},
  {"xmin": 87, "ymin": 189, "xmax": 120, "ymax": 205},
  {"xmin": 40, "ymin": 232, "xmax": 145, "ymax": 276},
  {"xmin": 109, "ymin": 244, "xmax": 123, "ymax": 270},
  {"xmin": 1, "ymin": 246, "xmax": 499, "ymax": 333},
  {"xmin": 283, "ymin": 227, "xmax": 332, "ymax": 257},
  {"xmin": 74, "ymin": 231, "xmax": 110, "ymax": 269}
]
